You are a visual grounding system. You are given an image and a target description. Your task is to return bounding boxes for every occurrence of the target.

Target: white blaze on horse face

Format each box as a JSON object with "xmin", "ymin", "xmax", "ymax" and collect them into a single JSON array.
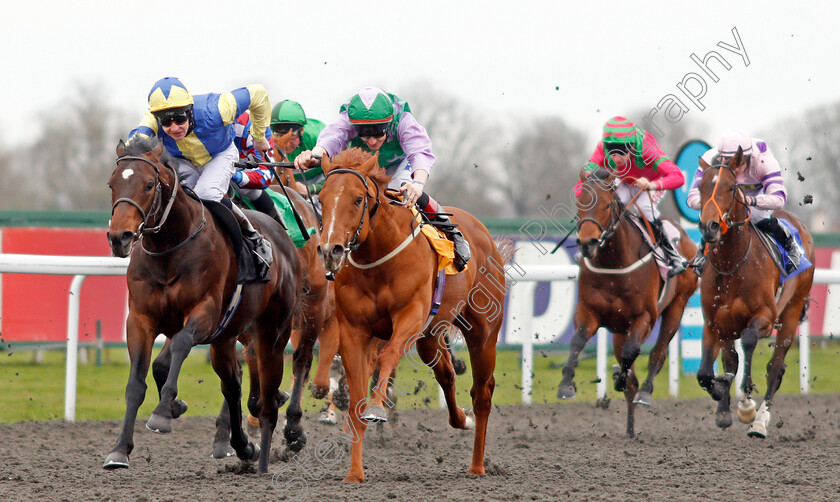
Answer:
[
  {"xmin": 121, "ymin": 169, "xmax": 134, "ymax": 180},
  {"xmin": 324, "ymin": 185, "xmax": 345, "ymax": 245},
  {"xmin": 712, "ymin": 174, "xmax": 719, "ymax": 183}
]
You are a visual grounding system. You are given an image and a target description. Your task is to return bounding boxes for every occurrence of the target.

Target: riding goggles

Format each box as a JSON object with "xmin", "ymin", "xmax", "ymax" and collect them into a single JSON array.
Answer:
[
  {"xmin": 154, "ymin": 107, "xmax": 192, "ymax": 127},
  {"xmin": 354, "ymin": 123, "xmax": 388, "ymax": 139},
  {"xmin": 270, "ymin": 123, "xmax": 304, "ymax": 136}
]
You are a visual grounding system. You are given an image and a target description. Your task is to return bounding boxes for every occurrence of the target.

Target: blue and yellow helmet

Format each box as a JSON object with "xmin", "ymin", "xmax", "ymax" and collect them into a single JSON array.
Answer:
[{"xmin": 147, "ymin": 77, "xmax": 194, "ymax": 113}]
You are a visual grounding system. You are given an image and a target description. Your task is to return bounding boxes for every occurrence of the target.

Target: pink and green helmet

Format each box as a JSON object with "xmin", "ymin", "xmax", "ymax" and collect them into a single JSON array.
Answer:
[{"xmin": 602, "ymin": 116, "xmax": 646, "ymax": 168}]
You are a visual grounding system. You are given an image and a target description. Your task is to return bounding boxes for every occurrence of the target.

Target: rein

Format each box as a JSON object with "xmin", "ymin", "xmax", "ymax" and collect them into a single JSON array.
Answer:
[{"xmin": 112, "ymin": 154, "xmax": 205, "ymax": 257}]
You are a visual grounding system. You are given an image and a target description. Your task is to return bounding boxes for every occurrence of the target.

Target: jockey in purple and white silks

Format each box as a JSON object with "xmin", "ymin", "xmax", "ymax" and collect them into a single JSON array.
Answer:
[
  {"xmin": 686, "ymin": 128, "xmax": 801, "ymax": 275},
  {"xmin": 294, "ymin": 87, "xmax": 470, "ymax": 271}
]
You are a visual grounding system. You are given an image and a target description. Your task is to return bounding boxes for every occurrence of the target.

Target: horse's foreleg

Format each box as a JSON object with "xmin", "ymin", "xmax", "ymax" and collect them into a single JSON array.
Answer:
[
  {"xmin": 339, "ymin": 327, "xmax": 372, "ymax": 483},
  {"xmin": 311, "ymin": 309, "xmax": 339, "ymax": 399},
  {"xmin": 104, "ymin": 314, "xmax": 155, "ymax": 469},
  {"xmin": 697, "ymin": 326, "xmax": 721, "ymax": 397},
  {"xmin": 151, "ymin": 339, "xmax": 190, "ymax": 420},
  {"xmin": 210, "ymin": 339, "xmax": 258, "ymax": 463},
  {"xmin": 557, "ymin": 312, "xmax": 598, "ymax": 399},
  {"xmin": 635, "ymin": 302, "xmax": 685, "ymax": 406},
  {"xmin": 612, "ymin": 333, "xmax": 640, "ymax": 438},
  {"xmin": 712, "ymin": 340, "xmax": 738, "ymax": 429},
  {"xmin": 145, "ymin": 320, "xmax": 200, "ymax": 435}
]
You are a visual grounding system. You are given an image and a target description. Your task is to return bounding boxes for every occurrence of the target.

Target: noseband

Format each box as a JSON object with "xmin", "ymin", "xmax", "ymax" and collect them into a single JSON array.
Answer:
[
  {"xmin": 323, "ymin": 168, "xmax": 381, "ymax": 252},
  {"xmin": 702, "ymin": 165, "xmax": 750, "ymax": 234}
]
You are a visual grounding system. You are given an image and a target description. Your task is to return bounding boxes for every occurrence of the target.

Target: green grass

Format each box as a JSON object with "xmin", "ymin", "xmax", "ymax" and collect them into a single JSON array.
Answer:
[{"xmin": 1, "ymin": 341, "xmax": 838, "ymax": 423}]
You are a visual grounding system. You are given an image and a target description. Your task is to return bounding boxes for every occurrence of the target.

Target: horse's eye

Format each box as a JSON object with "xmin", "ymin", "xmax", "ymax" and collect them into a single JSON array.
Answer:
[
  {"xmin": 728, "ymin": 186, "xmax": 736, "ymax": 193},
  {"xmin": 145, "ymin": 182, "xmax": 154, "ymax": 191},
  {"xmin": 354, "ymin": 196, "xmax": 363, "ymax": 207}
]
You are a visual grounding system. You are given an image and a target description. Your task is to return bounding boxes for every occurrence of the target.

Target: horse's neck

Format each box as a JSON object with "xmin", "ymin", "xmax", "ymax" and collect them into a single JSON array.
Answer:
[
  {"xmin": 593, "ymin": 219, "xmax": 645, "ymax": 267},
  {"xmin": 353, "ymin": 198, "xmax": 422, "ymax": 267},
  {"xmin": 710, "ymin": 224, "xmax": 753, "ymax": 271},
  {"xmin": 142, "ymin": 189, "xmax": 202, "ymax": 252}
]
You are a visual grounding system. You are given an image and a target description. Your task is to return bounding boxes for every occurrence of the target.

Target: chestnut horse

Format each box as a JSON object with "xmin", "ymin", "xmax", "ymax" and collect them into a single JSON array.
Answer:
[
  {"xmin": 318, "ymin": 148, "xmax": 505, "ymax": 482},
  {"xmin": 695, "ymin": 150, "xmax": 814, "ymax": 438},
  {"xmin": 557, "ymin": 168, "xmax": 699, "ymax": 437},
  {"xmin": 105, "ymin": 137, "xmax": 299, "ymax": 474}
]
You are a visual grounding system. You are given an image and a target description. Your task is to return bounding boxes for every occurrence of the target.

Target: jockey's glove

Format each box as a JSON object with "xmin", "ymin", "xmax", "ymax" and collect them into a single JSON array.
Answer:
[{"xmin": 745, "ymin": 195, "xmax": 758, "ymax": 206}]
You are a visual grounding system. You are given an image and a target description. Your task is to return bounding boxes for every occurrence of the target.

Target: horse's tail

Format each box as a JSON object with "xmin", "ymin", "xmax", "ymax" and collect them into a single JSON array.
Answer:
[{"xmin": 494, "ymin": 237, "xmax": 516, "ymax": 266}]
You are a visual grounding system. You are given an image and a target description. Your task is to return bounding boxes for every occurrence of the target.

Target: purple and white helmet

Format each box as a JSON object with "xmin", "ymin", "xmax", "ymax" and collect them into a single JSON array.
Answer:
[{"xmin": 717, "ymin": 128, "xmax": 752, "ymax": 157}]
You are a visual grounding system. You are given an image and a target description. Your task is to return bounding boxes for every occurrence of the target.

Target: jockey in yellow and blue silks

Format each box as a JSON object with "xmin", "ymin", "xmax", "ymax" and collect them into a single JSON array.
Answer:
[{"xmin": 127, "ymin": 77, "xmax": 274, "ymax": 281}]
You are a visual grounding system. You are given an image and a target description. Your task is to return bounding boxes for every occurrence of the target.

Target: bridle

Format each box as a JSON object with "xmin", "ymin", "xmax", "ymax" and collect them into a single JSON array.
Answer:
[
  {"xmin": 577, "ymin": 179, "xmax": 645, "ymax": 250},
  {"xmin": 111, "ymin": 154, "xmax": 205, "ymax": 256},
  {"xmin": 701, "ymin": 164, "xmax": 753, "ymax": 275},
  {"xmin": 323, "ymin": 168, "xmax": 381, "ymax": 253},
  {"xmin": 702, "ymin": 165, "xmax": 751, "ymax": 234}
]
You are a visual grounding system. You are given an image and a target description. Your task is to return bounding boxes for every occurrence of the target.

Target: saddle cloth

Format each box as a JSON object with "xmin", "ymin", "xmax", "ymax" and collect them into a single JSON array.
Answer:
[
  {"xmin": 241, "ymin": 188, "xmax": 316, "ymax": 248},
  {"xmin": 755, "ymin": 218, "xmax": 813, "ymax": 283},
  {"xmin": 410, "ymin": 208, "xmax": 461, "ymax": 275}
]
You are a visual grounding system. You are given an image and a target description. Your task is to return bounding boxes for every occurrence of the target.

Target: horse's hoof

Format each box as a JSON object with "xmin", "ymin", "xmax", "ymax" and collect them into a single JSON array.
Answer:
[
  {"xmin": 319, "ymin": 408, "xmax": 338, "ymax": 425},
  {"xmin": 632, "ymin": 391, "xmax": 652, "ymax": 407},
  {"xmin": 737, "ymin": 399, "xmax": 757, "ymax": 424},
  {"xmin": 462, "ymin": 408, "xmax": 476, "ymax": 430},
  {"xmin": 146, "ymin": 413, "xmax": 172, "ymax": 434},
  {"xmin": 211, "ymin": 441, "xmax": 235, "ymax": 459},
  {"xmin": 171, "ymin": 399, "xmax": 188, "ymax": 419},
  {"xmin": 310, "ymin": 383, "xmax": 329, "ymax": 400},
  {"xmin": 239, "ymin": 442, "xmax": 261, "ymax": 462},
  {"xmin": 103, "ymin": 452, "xmax": 129, "ymax": 469},
  {"xmin": 342, "ymin": 473, "xmax": 365, "ymax": 483},
  {"xmin": 612, "ymin": 365, "xmax": 627, "ymax": 392},
  {"xmin": 453, "ymin": 358, "xmax": 468, "ymax": 375},
  {"xmin": 284, "ymin": 428, "xmax": 307, "ymax": 453},
  {"xmin": 715, "ymin": 410, "xmax": 733, "ymax": 429},
  {"xmin": 277, "ymin": 391, "xmax": 290, "ymax": 408},
  {"xmin": 747, "ymin": 422, "xmax": 767, "ymax": 439},
  {"xmin": 360, "ymin": 404, "xmax": 388, "ymax": 423},
  {"xmin": 557, "ymin": 384, "xmax": 577, "ymax": 400}
]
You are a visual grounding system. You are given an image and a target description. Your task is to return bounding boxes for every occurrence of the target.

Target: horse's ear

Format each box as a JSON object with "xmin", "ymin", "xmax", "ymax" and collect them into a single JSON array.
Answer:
[
  {"xmin": 116, "ymin": 139, "xmax": 126, "ymax": 157},
  {"xmin": 730, "ymin": 146, "xmax": 744, "ymax": 168},
  {"xmin": 321, "ymin": 153, "xmax": 333, "ymax": 175},
  {"xmin": 579, "ymin": 168, "xmax": 588, "ymax": 181},
  {"xmin": 151, "ymin": 139, "xmax": 164, "ymax": 159},
  {"xmin": 698, "ymin": 157, "xmax": 710, "ymax": 172},
  {"xmin": 358, "ymin": 152, "xmax": 380, "ymax": 175}
]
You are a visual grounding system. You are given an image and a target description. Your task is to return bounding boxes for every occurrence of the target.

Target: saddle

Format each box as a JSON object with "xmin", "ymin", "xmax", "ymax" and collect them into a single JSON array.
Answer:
[{"xmin": 187, "ymin": 191, "xmax": 260, "ymax": 285}]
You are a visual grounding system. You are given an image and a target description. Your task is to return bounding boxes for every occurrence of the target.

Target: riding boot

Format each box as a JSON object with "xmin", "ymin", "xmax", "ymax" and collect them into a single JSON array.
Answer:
[
  {"xmin": 251, "ymin": 190, "xmax": 287, "ymax": 230},
  {"xmin": 416, "ymin": 192, "xmax": 471, "ymax": 272},
  {"xmin": 690, "ymin": 238, "xmax": 707, "ymax": 277},
  {"xmin": 230, "ymin": 202, "xmax": 273, "ymax": 282},
  {"xmin": 653, "ymin": 219, "xmax": 686, "ymax": 277},
  {"xmin": 756, "ymin": 217, "xmax": 801, "ymax": 275}
]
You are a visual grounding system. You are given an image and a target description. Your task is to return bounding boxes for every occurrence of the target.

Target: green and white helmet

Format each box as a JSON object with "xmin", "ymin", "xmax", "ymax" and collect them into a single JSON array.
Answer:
[{"xmin": 344, "ymin": 87, "xmax": 394, "ymax": 125}]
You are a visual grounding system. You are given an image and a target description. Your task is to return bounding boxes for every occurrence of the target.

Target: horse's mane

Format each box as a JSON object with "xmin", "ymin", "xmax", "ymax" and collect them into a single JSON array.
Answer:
[
  {"xmin": 124, "ymin": 135, "xmax": 176, "ymax": 170},
  {"xmin": 331, "ymin": 147, "xmax": 391, "ymax": 187}
]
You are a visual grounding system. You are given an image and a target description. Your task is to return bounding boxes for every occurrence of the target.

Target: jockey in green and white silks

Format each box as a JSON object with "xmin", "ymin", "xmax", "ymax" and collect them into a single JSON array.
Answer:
[{"xmin": 294, "ymin": 87, "xmax": 470, "ymax": 272}]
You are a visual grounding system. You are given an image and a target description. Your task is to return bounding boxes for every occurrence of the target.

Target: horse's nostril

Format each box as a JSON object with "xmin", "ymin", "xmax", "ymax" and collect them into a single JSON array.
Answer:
[
  {"xmin": 330, "ymin": 244, "xmax": 344, "ymax": 260},
  {"xmin": 316, "ymin": 245, "xmax": 324, "ymax": 258},
  {"xmin": 121, "ymin": 231, "xmax": 134, "ymax": 243}
]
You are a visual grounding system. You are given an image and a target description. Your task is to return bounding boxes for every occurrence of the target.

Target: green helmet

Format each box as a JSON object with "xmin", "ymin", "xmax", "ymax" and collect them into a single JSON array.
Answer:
[
  {"xmin": 270, "ymin": 100, "xmax": 307, "ymax": 126},
  {"xmin": 345, "ymin": 87, "xmax": 394, "ymax": 125}
]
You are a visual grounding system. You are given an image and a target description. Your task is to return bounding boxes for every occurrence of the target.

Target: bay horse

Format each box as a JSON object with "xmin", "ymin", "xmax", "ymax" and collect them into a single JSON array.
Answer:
[
  {"xmin": 318, "ymin": 148, "xmax": 506, "ymax": 482},
  {"xmin": 557, "ymin": 168, "xmax": 699, "ymax": 438},
  {"xmin": 104, "ymin": 136, "xmax": 299, "ymax": 474},
  {"xmin": 206, "ymin": 185, "xmax": 340, "ymax": 459},
  {"xmin": 695, "ymin": 149, "xmax": 814, "ymax": 438}
]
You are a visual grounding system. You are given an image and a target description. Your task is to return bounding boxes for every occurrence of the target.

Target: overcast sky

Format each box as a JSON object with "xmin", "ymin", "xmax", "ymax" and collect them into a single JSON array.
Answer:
[{"xmin": 1, "ymin": 1, "xmax": 837, "ymax": 147}]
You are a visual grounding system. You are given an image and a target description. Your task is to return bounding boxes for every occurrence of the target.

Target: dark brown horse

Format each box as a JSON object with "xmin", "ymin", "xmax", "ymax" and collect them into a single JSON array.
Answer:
[
  {"xmin": 695, "ymin": 150, "xmax": 814, "ymax": 437},
  {"xmin": 104, "ymin": 137, "xmax": 299, "ymax": 474},
  {"xmin": 318, "ymin": 148, "xmax": 506, "ymax": 482},
  {"xmin": 206, "ymin": 186, "xmax": 340, "ymax": 459},
  {"xmin": 557, "ymin": 168, "xmax": 699, "ymax": 437}
]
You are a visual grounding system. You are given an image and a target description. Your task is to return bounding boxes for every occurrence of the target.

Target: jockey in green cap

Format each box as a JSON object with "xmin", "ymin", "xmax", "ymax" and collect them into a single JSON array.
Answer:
[{"xmin": 294, "ymin": 87, "xmax": 470, "ymax": 271}]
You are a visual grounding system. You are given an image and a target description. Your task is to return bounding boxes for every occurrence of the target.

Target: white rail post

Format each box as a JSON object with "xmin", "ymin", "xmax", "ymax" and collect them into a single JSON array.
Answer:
[
  {"xmin": 799, "ymin": 318, "xmax": 810, "ymax": 395},
  {"xmin": 521, "ymin": 305, "xmax": 534, "ymax": 405},
  {"xmin": 64, "ymin": 275, "xmax": 87, "ymax": 422},
  {"xmin": 735, "ymin": 339, "xmax": 745, "ymax": 399},
  {"xmin": 668, "ymin": 330, "xmax": 680, "ymax": 398},
  {"xmin": 596, "ymin": 328, "xmax": 607, "ymax": 399}
]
